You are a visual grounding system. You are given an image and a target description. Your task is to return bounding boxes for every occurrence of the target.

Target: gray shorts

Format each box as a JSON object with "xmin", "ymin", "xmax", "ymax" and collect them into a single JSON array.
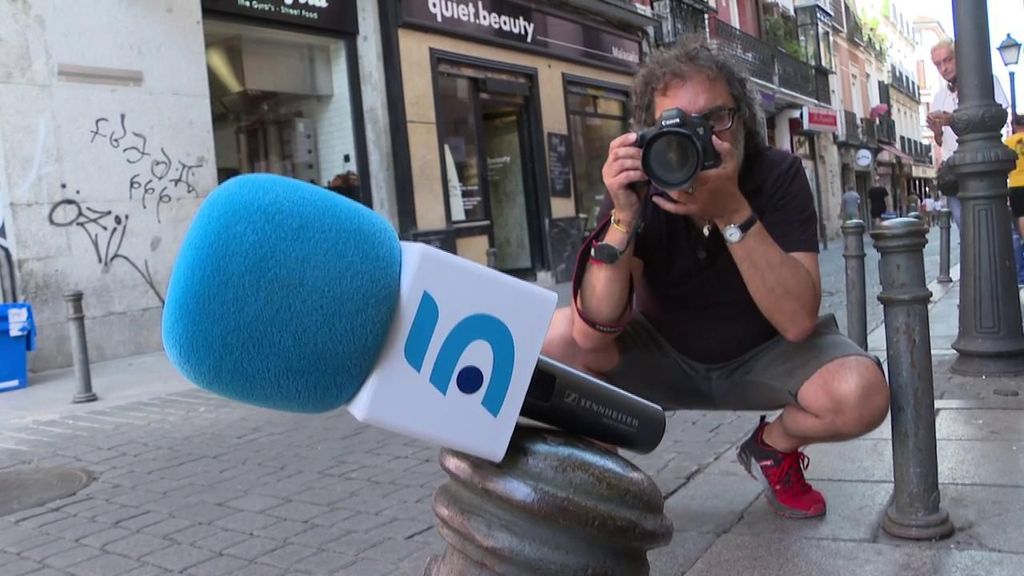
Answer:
[{"xmin": 605, "ymin": 314, "xmax": 880, "ymax": 411}]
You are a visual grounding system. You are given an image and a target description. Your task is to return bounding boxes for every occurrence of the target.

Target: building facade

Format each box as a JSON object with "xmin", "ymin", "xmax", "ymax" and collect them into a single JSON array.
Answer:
[
  {"xmin": 381, "ymin": 0, "xmax": 657, "ymax": 283},
  {"xmin": 0, "ymin": 0, "xmax": 383, "ymax": 370}
]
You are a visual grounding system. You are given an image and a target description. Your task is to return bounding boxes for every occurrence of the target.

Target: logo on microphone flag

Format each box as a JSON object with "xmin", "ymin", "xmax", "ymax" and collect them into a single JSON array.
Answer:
[
  {"xmin": 404, "ymin": 291, "xmax": 515, "ymax": 417},
  {"xmin": 347, "ymin": 242, "xmax": 557, "ymax": 462}
]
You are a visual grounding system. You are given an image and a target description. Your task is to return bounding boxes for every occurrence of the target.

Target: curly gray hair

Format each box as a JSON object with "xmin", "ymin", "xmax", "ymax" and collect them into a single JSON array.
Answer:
[{"xmin": 631, "ymin": 38, "xmax": 766, "ymax": 158}]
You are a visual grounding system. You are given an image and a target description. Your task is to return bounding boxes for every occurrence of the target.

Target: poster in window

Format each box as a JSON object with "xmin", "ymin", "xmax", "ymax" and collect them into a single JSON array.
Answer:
[{"xmin": 547, "ymin": 132, "xmax": 572, "ymax": 198}]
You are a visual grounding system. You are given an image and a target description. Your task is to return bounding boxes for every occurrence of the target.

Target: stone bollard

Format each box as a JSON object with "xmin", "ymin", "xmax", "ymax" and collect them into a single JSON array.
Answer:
[
  {"xmin": 871, "ymin": 218, "xmax": 953, "ymax": 540},
  {"xmin": 842, "ymin": 220, "xmax": 868, "ymax": 350},
  {"xmin": 63, "ymin": 291, "xmax": 97, "ymax": 403},
  {"xmin": 425, "ymin": 426, "xmax": 673, "ymax": 576},
  {"xmin": 937, "ymin": 209, "xmax": 952, "ymax": 283}
]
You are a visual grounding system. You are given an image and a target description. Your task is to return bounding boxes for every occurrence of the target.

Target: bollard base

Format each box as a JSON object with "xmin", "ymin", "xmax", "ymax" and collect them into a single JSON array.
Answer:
[
  {"xmin": 882, "ymin": 504, "xmax": 954, "ymax": 541},
  {"xmin": 72, "ymin": 392, "xmax": 98, "ymax": 404},
  {"xmin": 950, "ymin": 352, "xmax": 1024, "ymax": 378},
  {"xmin": 937, "ymin": 275, "xmax": 952, "ymax": 284}
]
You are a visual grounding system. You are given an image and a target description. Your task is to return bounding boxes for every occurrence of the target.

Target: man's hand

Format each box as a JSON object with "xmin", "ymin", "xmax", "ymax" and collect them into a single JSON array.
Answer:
[
  {"xmin": 601, "ymin": 132, "xmax": 646, "ymax": 226},
  {"xmin": 649, "ymin": 135, "xmax": 750, "ymax": 225},
  {"xmin": 927, "ymin": 111, "xmax": 952, "ymax": 146}
]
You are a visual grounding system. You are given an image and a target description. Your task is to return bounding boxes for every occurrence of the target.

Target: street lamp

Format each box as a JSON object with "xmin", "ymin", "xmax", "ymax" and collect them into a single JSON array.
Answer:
[
  {"xmin": 946, "ymin": 3, "xmax": 1024, "ymax": 377},
  {"xmin": 997, "ymin": 33, "xmax": 1020, "ymax": 118}
]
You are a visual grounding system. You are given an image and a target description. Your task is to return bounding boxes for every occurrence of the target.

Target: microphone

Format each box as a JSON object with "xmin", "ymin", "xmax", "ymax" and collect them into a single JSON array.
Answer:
[{"xmin": 163, "ymin": 174, "xmax": 665, "ymax": 462}]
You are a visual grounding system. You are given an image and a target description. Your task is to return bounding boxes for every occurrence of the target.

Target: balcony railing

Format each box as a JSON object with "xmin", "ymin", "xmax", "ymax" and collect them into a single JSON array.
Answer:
[
  {"xmin": 889, "ymin": 65, "xmax": 920, "ymax": 102},
  {"xmin": 845, "ymin": 2, "xmax": 863, "ymax": 44},
  {"xmin": 840, "ymin": 110, "xmax": 861, "ymax": 144},
  {"xmin": 708, "ymin": 18, "xmax": 830, "ymax": 105},
  {"xmin": 877, "ymin": 117, "xmax": 896, "ymax": 144},
  {"xmin": 861, "ymin": 118, "xmax": 878, "ymax": 147},
  {"xmin": 652, "ymin": 0, "xmax": 712, "ymax": 48}
]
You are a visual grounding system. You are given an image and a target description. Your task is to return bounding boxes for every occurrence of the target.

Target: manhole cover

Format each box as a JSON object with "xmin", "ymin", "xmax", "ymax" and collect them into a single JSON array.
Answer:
[{"xmin": 0, "ymin": 467, "xmax": 94, "ymax": 517}]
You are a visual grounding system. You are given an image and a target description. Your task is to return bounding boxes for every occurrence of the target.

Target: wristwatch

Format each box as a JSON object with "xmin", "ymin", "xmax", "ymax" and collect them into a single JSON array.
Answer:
[{"xmin": 722, "ymin": 213, "xmax": 759, "ymax": 244}]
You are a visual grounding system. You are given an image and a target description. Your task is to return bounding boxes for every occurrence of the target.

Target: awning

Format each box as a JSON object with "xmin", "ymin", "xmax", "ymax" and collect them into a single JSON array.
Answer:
[{"xmin": 877, "ymin": 143, "xmax": 914, "ymax": 164}]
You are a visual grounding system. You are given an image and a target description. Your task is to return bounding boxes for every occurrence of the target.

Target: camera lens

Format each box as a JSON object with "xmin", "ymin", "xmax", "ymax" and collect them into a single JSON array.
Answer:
[{"xmin": 642, "ymin": 130, "xmax": 701, "ymax": 190}]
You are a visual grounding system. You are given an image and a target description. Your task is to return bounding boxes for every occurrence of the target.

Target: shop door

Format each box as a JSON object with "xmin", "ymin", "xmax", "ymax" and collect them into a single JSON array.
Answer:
[{"xmin": 480, "ymin": 96, "xmax": 533, "ymax": 274}]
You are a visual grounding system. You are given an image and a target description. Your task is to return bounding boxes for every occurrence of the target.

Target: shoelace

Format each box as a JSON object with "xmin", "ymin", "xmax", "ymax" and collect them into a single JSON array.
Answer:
[{"xmin": 769, "ymin": 451, "xmax": 812, "ymax": 494}]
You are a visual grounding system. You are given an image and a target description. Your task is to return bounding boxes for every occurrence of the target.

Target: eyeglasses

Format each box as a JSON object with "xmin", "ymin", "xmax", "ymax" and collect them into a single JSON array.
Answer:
[{"xmin": 698, "ymin": 107, "xmax": 738, "ymax": 133}]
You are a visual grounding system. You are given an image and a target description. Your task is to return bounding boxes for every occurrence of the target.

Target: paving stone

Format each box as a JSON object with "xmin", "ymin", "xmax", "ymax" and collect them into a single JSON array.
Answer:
[
  {"xmin": 140, "ymin": 544, "xmax": 217, "ymax": 571},
  {"xmin": 687, "ymin": 533, "xmax": 1024, "ymax": 576},
  {"xmin": 104, "ymin": 533, "xmax": 172, "ymax": 559},
  {"xmin": 213, "ymin": 510, "xmax": 280, "ymax": 532},
  {"xmin": 933, "ymin": 484, "xmax": 1024, "ymax": 554},
  {"xmin": 265, "ymin": 501, "xmax": 330, "ymax": 522},
  {"xmin": 662, "ymin": 470, "xmax": 763, "ymax": 535},
  {"xmin": 64, "ymin": 553, "xmax": 142, "ymax": 576},
  {"xmin": 116, "ymin": 512, "xmax": 169, "ymax": 531},
  {"xmin": 292, "ymin": 550, "xmax": 357, "ymax": 575},
  {"xmin": 647, "ymin": 530, "xmax": 718, "ymax": 576},
  {"xmin": 937, "ymin": 440, "xmax": 1024, "ymax": 486},
  {"xmin": 226, "ymin": 563, "xmax": 285, "ymax": 576},
  {"xmin": 253, "ymin": 520, "xmax": 312, "ymax": 541},
  {"xmin": 361, "ymin": 538, "xmax": 425, "ymax": 563},
  {"xmin": 936, "ymin": 410, "xmax": 1024, "ymax": 442},
  {"xmin": 0, "ymin": 553, "xmax": 43, "ymax": 576},
  {"xmin": 223, "ymin": 494, "xmax": 285, "ymax": 512},
  {"xmin": 139, "ymin": 517, "xmax": 192, "ymax": 538},
  {"xmin": 41, "ymin": 544, "xmax": 102, "ymax": 568},
  {"xmin": 17, "ymin": 511, "xmax": 71, "ymax": 529},
  {"xmin": 183, "ymin": 555, "xmax": 251, "ymax": 576},
  {"xmin": 193, "ymin": 529, "xmax": 250, "ymax": 553},
  {"xmin": 256, "ymin": 543, "xmax": 318, "ymax": 568},
  {"xmin": 222, "ymin": 536, "xmax": 283, "ymax": 561},
  {"xmin": 731, "ymin": 480, "xmax": 892, "ymax": 542},
  {"xmin": 79, "ymin": 527, "xmax": 132, "ymax": 548},
  {"xmin": 22, "ymin": 538, "xmax": 81, "ymax": 562}
]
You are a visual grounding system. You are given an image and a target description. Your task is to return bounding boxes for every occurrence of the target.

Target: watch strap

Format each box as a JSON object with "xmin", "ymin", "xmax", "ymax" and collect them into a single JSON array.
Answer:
[{"xmin": 736, "ymin": 212, "xmax": 758, "ymax": 233}]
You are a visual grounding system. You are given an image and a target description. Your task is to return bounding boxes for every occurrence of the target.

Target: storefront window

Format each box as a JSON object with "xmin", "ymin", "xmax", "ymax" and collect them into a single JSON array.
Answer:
[
  {"xmin": 566, "ymin": 82, "xmax": 629, "ymax": 231},
  {"xmin": 436, "ymin": 74, "xmax": 487, "ymax": 222},
  {"xmin": 203, "ymin": 20, "xmax": 363, "ymax": 200}
]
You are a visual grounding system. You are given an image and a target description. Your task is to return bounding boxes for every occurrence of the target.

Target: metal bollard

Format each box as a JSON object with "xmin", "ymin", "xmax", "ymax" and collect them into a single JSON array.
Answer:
[
  {"xmin": 425, "ymin": 426, "xmax": 673, "ymax": 575},
  {"xmin": 871, "ymin": 218, "xmax": 953, "ymax": 541},
  {"xmin": 937, "ymin": 209, "xmax": 952, "ymax": 283},
  {"xmin": 63, "ymin": 291, "xmax": 97, "ymax": 403},
  {"xmin": 842, "ymin": 220, "xmax": 868, "ymax": 350}
]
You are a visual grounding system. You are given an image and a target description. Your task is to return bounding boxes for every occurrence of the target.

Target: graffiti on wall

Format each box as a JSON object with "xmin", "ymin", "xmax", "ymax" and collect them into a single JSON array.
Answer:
[
  {"xmin": 89, "ymin": 113, "xmax": 204, "ymax": 224},
  {"xmin": 48, "ymin": 187, "xmax": 164, "ymax": 305},
  {"xmin": 47, "ymin": 113, "xmax": 206, "ymax": 305}
]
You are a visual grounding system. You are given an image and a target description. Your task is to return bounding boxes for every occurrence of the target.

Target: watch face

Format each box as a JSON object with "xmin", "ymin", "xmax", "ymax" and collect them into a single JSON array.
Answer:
[
  {"xmin": 723, "ymin": 225, "xmax": 742, "ymax": 244},
  {"xmin": 592, "ymin": 242, "xmax": 621, "ymax": 264}
]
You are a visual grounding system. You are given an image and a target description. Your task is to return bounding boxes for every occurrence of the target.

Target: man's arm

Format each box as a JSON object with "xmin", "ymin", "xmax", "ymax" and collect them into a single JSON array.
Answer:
[{"xmin": 716, "ymin": 210, "xmax": 821, "ymax": 342}]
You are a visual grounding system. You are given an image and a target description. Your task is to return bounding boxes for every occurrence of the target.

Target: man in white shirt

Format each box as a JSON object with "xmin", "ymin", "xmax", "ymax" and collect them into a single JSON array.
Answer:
[{"xmin": 927, "ymin": 39, "xmax": 1010, "ymax": 230}]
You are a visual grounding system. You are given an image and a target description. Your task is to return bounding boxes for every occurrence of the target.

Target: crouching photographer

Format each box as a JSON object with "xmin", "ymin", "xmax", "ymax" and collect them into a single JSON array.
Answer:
[{"xmin": 541, "ymin": 40, "xmax": 889, "ymax": 519}]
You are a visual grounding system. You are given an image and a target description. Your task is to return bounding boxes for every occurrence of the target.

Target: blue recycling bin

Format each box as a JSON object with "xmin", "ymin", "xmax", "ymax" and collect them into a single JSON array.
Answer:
[{"xmin": 0, "ymin": 302, "xmax": 35, "ymax": 393}]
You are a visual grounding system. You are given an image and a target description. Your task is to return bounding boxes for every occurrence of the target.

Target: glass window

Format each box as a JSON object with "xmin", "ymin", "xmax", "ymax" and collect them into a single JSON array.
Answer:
[
  {"xmin": 203, "ymin": 20, "xmax": 363, "ymax": 200},
  {"xmin": 566, "ymin": 82, "xmax": 630, "ymax": 231},
  {"xmin": 437, "ymin": 74, "xmax": 486, "ymax": 222}
]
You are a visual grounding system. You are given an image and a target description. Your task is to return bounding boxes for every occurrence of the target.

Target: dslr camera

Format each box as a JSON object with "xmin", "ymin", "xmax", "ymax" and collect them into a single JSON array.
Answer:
[{"xmin": 635, "ymin": 108, "xmax": 721, "ymax": 191}]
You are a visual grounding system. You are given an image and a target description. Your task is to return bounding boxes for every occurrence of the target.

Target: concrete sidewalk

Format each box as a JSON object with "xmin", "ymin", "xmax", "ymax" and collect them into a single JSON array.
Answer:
[{"xmin": 2, "ymin": 265, "xmax": 1024, "ymax": 575}]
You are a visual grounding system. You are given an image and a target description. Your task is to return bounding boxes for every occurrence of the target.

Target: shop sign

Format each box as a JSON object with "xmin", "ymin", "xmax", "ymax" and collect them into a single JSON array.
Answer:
[
  {"xmin": 854, "ymin": 148, "xmax": 873, "ymax": 168},
  {"xmin": 201, "ymin": 0, "xmax": 358, "ymax": 35},
  {"xmin": 402, "ymin": 0, "xmax": 641, "ymax": 72},
  {"xmin": 801, "ymin": 106, "xmax": 838, "ymax": 133},
  {"xmin": 911, "ymin": 164, "xmax": 937, "ymax": 179}
]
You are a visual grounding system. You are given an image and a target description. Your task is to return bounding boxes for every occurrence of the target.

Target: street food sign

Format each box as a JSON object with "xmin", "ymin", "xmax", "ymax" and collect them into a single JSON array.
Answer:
[{"xmin": 202, "ymin": 0, "xmax": 358, "ymax": 34}]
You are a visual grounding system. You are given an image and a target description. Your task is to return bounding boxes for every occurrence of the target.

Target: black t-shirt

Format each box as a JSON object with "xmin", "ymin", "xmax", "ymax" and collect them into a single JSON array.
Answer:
[
  {"xmin": 868, "ymin": 186, "xmax": 888, "ymax": 208},
  {"xmin": 594, "ymin": 145, "xmax": 819, "ymax": 364}
]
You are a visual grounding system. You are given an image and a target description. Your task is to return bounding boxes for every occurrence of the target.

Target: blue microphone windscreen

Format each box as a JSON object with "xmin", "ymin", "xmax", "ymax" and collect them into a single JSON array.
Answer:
[{"xmin": 162, "ymin": 174, "xmax": 400, "ymax": 413}]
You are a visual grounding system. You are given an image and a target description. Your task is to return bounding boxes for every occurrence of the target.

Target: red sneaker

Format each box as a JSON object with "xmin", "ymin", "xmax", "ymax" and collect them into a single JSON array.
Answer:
[{"xmin": 736, "ymin": 416, "xmax": 826, "ymax": 519}]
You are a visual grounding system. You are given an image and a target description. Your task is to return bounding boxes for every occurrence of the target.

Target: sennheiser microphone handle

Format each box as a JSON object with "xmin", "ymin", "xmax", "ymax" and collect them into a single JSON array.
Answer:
[{"xmin": 521, "ymin": 355, "xmax": 666, "ymax": 453}]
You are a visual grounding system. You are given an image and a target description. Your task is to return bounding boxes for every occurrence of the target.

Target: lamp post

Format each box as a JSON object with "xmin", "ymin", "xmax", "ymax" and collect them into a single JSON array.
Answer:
[
  {"xmin": 946, "ymin": 2, "xmax": 1024, "ymax": 376},
  {"xmin": 997, "ymin": 34, "xmax": 1021, "ymax": 118}
]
